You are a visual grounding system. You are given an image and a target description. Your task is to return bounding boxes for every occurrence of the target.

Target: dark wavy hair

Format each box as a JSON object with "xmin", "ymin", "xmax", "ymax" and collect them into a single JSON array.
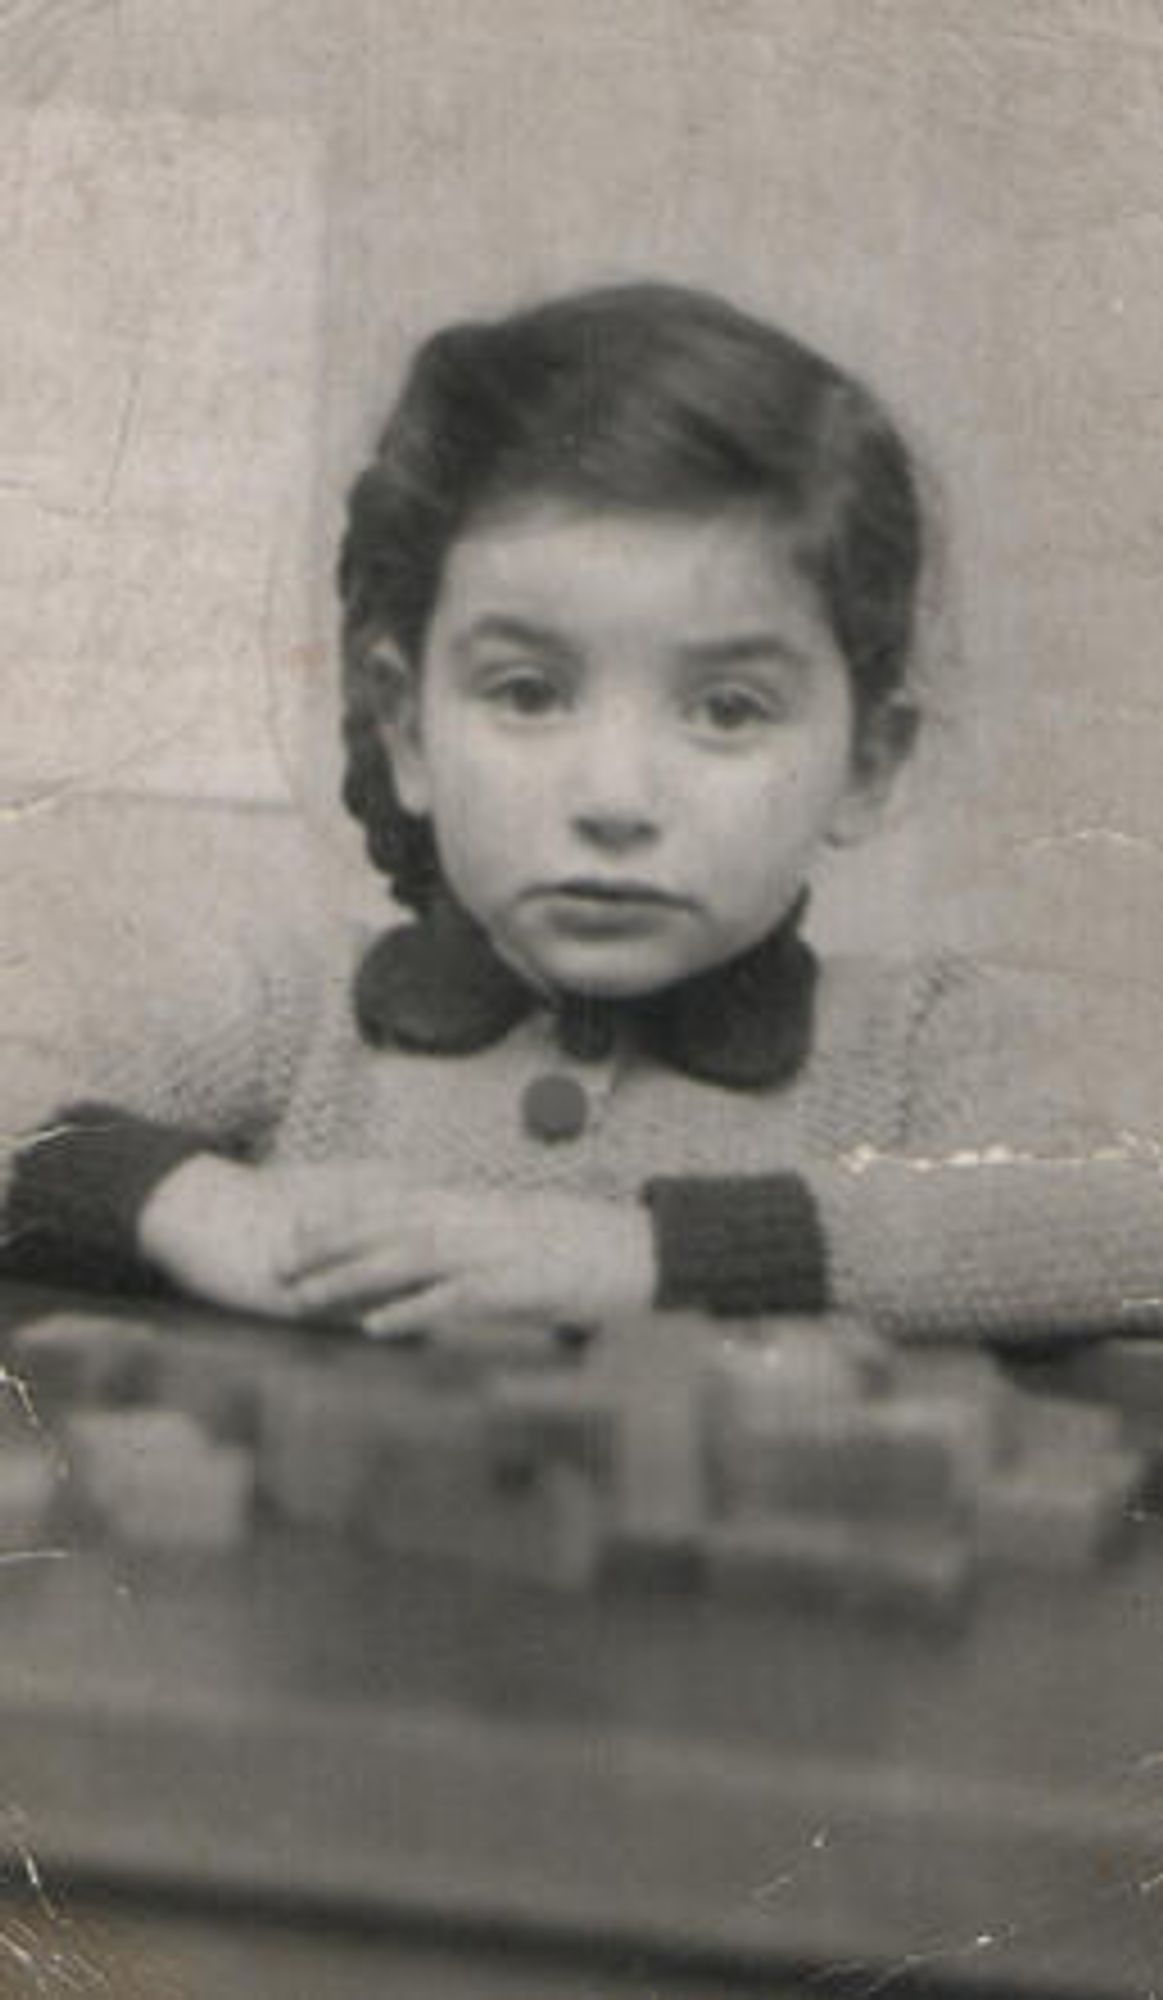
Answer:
[{"xmin": 338, "ymin": 281, "xmax": 923, "ymax": 911}]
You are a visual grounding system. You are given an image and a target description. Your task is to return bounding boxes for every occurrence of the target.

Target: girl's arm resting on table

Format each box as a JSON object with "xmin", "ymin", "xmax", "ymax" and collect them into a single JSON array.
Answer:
[
  {"xmin": 845, "ymin": 958, "xmax": 1163, "ymax": 1342},
  {"xmin": 3, "ymin": 1116, "xmax": 357, "ymax": 1323},
  {"xmin": 0, "ymin": 801, "xmax": 329, "ymax": 1296},
  {"xmin": 815, "ymin": 1149, "xmax": 1163, "ymax": 1343},
  {"xmin": 643, "ymin": 1150, "xmax": 1163, "ymax": 1343},
  {"xmin": 5, "ymin": 1107, "xmax": 659, "ymax": 1336},
  {"xmin": 643, "ymin": 964, "xmax": 1163, "ymax": 1344}
]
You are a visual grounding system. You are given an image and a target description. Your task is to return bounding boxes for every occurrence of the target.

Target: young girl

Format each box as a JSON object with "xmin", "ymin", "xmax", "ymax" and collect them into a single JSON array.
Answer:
[{"xmin": 5, "ymin": 282, "xmax": 1162, "ymax": 1344}]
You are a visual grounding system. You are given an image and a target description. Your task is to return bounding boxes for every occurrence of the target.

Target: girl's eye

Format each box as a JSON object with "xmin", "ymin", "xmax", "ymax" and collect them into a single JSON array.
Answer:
[
  {"xmin": 479, "ymin": 668, "xmax": 566, "ymax": 717},
  {"xmin": 688, "ymin": 684, "xmax": 781, "ymax": 735}
]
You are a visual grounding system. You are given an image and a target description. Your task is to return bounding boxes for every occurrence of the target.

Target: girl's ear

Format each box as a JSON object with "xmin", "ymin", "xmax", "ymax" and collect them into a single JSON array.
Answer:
[
  {"xmin": 829, "ymin": 695, "xmax": 918, "ymax": 847},
  {"xmin": 366, "ymin": 639, "xmax": 432, "ymax": 817}
]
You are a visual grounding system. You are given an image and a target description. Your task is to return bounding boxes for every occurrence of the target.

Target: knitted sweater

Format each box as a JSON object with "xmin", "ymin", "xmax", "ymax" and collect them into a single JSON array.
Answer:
[{"xmin": 4, "ymin": 820, "xmax": 1163, "ymax": 1341}]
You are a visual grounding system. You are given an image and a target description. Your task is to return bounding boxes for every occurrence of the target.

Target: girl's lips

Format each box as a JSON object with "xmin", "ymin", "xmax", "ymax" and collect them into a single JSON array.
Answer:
[
  {"xmin": 535, "ymin": 880, "xmax": 690, "ymax": 907},
  {"xmin": 525, "ymin": 882, "xmax": 698, "ymax": 940}
]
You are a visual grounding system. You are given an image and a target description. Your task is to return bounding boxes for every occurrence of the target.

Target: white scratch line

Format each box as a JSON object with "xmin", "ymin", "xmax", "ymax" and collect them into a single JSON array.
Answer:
[
  {"xmin": 0, "ymin": 1365, "xmax": 68, "ymax": 1476},
  {"xmin": 751, "ymin": 1824, "xmax": 833, "ymax": 1903},
  {"xmin": 2, "ymin": 1805, "xmax": 60, "ymax": 1925},
  {"xmin": 1022, "ymin": 826, "xmax": 1163, "ymax": 861},
  {"xmin": 841, "ymin": 1129, "xmax": 1163, "ymax": 1177},
  {"xmin": 0, "ymin": 1928, "xmax": 36, "ymax": 1973},
  {"xmin": 15, "ymin": 1838, "xmax": 55, "ymax": 1919}
]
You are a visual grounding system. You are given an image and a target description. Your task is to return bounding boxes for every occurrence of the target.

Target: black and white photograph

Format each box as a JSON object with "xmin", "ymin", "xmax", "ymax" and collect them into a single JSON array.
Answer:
[{"xmin": 3, "ymin": 4, "xmax": 1163, "ymax": 1994}]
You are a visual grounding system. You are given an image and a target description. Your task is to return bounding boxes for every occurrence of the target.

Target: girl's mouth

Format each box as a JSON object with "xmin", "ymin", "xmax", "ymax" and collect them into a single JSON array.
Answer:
[
  {"xmin": 529, "ymin": 881, "xmax": 694, "ymax": 938},
  {"xmin": 540, "ymin": 879, "xmax": 689, "ymax": 907}
]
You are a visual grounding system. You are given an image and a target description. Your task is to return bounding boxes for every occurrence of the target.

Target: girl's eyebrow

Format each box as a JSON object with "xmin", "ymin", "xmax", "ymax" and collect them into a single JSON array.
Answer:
[
  {"xmin": 678, "ymin": 632, "xmax": 811, "ymax": 673},
  {"xmin": 452, "ymin": 618, "xmax": 811, "ymax": 674},
  {"xmin": 456, "ymin": 614, "xmax": 577, "ymax": 658}
]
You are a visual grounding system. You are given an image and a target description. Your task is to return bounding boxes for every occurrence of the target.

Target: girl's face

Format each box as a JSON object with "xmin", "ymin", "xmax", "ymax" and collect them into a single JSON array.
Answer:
[{"xmin": 383, "ymin": 502, "xmax": 893, "ymax": 999}]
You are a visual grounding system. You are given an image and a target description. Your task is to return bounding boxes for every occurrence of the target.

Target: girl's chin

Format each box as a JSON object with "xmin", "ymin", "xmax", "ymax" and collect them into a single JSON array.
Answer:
[
  {"xmin": 511, "ymin": 938, "xmax": 715, "ymax": 1001},
  {"xmin": 488, "ymin": 903, "xmax": 746, "ymax": 1000}
]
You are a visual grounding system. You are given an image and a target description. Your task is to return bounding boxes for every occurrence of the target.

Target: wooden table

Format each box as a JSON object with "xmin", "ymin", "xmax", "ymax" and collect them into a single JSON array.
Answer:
[{"xmin": 3, "ymin": 1284, "xmax": 1163, "ymax": 1998}]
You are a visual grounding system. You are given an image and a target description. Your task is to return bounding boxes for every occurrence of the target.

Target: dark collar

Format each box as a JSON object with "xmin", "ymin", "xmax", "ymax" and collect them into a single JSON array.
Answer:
[{"xmin": 353, "ymin": 891, "xmax": 817, "ymax": 1093}]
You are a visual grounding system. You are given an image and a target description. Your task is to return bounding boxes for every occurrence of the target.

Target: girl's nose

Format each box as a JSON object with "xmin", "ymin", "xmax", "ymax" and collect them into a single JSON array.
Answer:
[
  {"xmin": 573, "ymin": 804, "xmax": 658, "ymax": 853},
  {"xmin": 569, "ymin": 714, "xmax": 662, "ymax": 851}
]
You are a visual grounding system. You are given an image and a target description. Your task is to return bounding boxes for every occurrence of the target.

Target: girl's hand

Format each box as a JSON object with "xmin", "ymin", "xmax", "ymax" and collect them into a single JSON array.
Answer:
[
  {"xmin": 138, "ymin": 1155, "xmax": 322, "ymax": 1321},
  {"xmin": 280, "ymin": 1180, "xmax": 656, "ymax": 1342}
]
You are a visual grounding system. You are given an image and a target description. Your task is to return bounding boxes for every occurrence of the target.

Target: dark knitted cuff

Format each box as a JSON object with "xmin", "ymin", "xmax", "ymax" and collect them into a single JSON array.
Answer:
[
  {"xmin": 642, "ymin": 1173, "xmax": 829, "ymax": 1317},
  {"xmin": 3, "ymin": 1103, "xmax": 215, "ymax": 1292}
]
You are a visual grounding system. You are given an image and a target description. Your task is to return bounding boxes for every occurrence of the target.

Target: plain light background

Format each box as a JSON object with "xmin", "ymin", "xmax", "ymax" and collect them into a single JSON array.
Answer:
[{"xmin": 3, "ymin": 0, "xmax": 1163, "ymax": 979}]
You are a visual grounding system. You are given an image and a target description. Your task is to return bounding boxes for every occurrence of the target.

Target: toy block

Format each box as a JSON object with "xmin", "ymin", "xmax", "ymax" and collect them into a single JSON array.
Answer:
[
  {"xmin": 897, "ymin": 1348, "xmax": 1023, "ymax": 1454},
  {"xmin": 337, "ymin": 1340, "xmax": 492, "ymax": 1398},
  {"xmin": 704, "ymin": 1513, "xmax": 973, "ymax": 1619},
  {"xmin": 599, "ymin": 1521, "xmax": 704, "ymax": 1589},
  {"xmin": 62, "ymin": 1408, "xmax": 254, "ymax": 1548},
  {"xmin": 359, "ymin": 1395, "xmax": 606, "ymax": 1586},
  {"xmin": 1010, "ymin": 1388, "xmax": 1125, "ymax": 1459},
  {"xmin": 702, "ymin": 1333, "xmax": 865, "ymax": 1516},
  {"xmin": 729, "ymin": 1315, "xmax": 897, "ymax": 1392},
  {"xmin": 1038, "ymin": 1342, "xmax": 1163, "ymax": 1448},
  {"xmin": 552, "ymin": 1313, "xmax": 711, "ymax": 1558},
  {"xmin": 707, "ymin": 1322, "xmax": 889, "ymax": 1443},
  {"xmin": 0, "ymin": 1450, "xmax": 58, "ymax": 1547},
  {"xmin": 11, "ymin": 1312, "xmax": 160, "ymax": 1410},
  {"xmin": 611, "ymin": 1368, "xmax": 706, "ymax": 1544},
  {"xmin": 899, "ymin": 1347, "xmax": 1008, "ymax": 1396},
  {"xmin": 973, "ymin": 1445, "xmax": 1143, "ymax": 1571},
  {"xmin": 325, "ymin": 1341, "xmax": 498, "ymax": 1414},
  {"xmin": 808, "ymin": 1316, "xmax": 898, "ymax": 1395},
  {"xmin": 119, "ymin": 1442, "xmax": 253, "ymax": 1549},
  {"xmin": 484, "ymin": 1365, "xmax": 616, "ymax": 1483},
  {"xmin": 467, "ymin": 1461, "xmax": 607, "ymax": 1589},
  {"xmin": 149, "ymin": 1333, "xmax": 265, "ymax": 1445},
  {"xmin": 64, "ymin": 1408, "xmax": 206, "ymax": 1505},
  {"xmin": 257, "ymin": 1339, "xmax": 526, "ymax": 1534},
  {"xmin": 255, "ymin": 1359, "xmax": 402, "ymax": 1531},
  {"xmin": 721, "ymin": 1413, "xmax": 958, "ymax": 1525},
  {"xmin": 520, "ymin": 1463, "xmax": 607, "ymax": 1589},
  {"xmin": 860, "ymin": 1394, "xmax": 1003, "ymax": 1510},
  {"xmin": 357, "ymin": 1390, "xmax": 494, "ymax": 1552}
]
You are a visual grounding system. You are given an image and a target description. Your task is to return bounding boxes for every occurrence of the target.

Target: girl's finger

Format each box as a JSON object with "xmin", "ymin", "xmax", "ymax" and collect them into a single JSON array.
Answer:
[
  {"xmin": 362, "ymin": 1282, "xmax": 462, "ymax": 1341},
  {"xmin": 362, "ymin": 1288, "xmax": 567, "ymax": 1360},
  {"xmin": 275, "ymin": 1219, "xmax": 385, "ymax": 1285},
  {"xmin": 275, "ymin": 1179, "xmax": 426, "ymax": 1283},
  {"xmin": 291, "ymin": 1251, "xmax": 445, "ymax": 1311}
]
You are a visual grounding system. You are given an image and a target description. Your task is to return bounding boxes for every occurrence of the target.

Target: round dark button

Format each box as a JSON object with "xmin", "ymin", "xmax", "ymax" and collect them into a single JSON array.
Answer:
[{"xmin": 522, "ymin": 1072, "xmax": 589, "ymax": 1143}]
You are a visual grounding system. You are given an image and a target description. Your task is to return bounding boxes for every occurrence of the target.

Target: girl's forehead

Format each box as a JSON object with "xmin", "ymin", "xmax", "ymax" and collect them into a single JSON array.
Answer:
[{"xmin": 435, "ymin": 500, "xmax": 828, "ymax": 641}]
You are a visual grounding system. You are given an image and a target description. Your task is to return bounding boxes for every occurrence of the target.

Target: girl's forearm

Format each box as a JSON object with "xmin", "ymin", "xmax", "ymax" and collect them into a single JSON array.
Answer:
[
  {"xmin": 644, "ymin": 1155, "xmax": 1163, "ymax": 1344},
  {"xmin": 819, "ymin": 1153, "xmax": 1163, "ymax": 1343}
]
